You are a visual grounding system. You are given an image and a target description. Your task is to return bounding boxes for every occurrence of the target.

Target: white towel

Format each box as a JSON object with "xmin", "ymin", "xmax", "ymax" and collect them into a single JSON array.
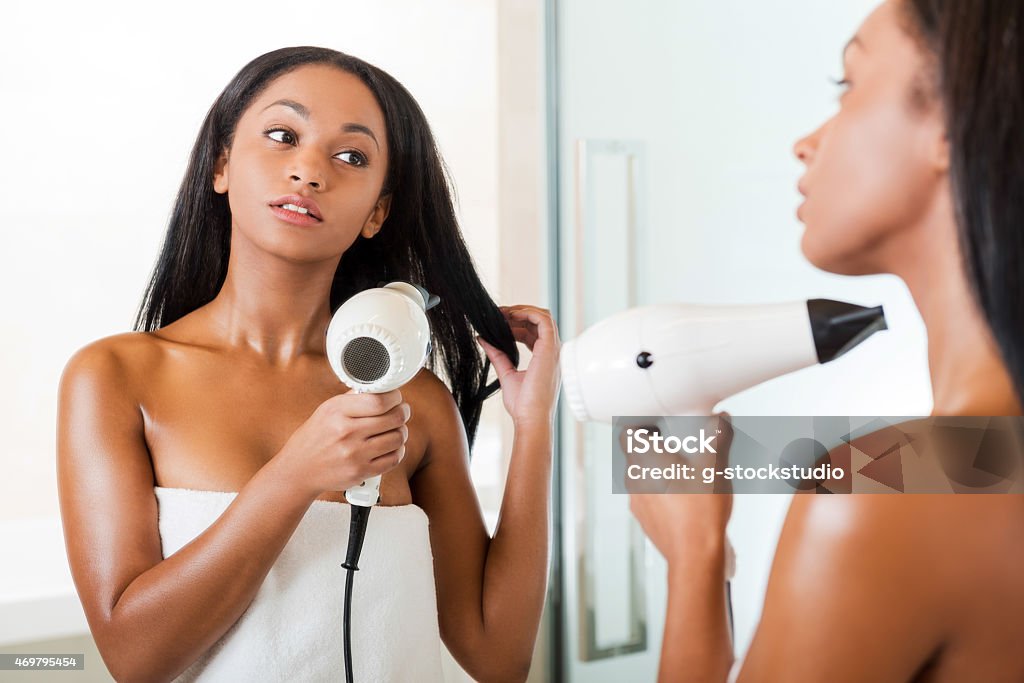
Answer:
[{"xmin": 155, "ymin": 487, "xmax": 445, "ymax": 683}]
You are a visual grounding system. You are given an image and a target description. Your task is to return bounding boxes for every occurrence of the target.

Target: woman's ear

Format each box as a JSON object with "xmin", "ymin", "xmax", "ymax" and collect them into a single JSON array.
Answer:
[
  {"xmin": 213, "ymin": 149, "xmax": 230, "ymax": 194},
  {"xmin": 933, "ymin": 132, "xmax": 950, "ymax": 174},
  {"xmin": 927, "ymin": 113, "xmax": 950, "ymax": 174},
  {"xmin": 361, "ymin": 194, "xmax": 393, "ymax": 238}
]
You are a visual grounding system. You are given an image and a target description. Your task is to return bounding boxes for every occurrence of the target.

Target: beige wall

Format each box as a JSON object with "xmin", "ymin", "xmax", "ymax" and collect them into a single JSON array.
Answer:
[{"xmin": 497, "ymin": 1, "xmax": 550, "ymax": 681}]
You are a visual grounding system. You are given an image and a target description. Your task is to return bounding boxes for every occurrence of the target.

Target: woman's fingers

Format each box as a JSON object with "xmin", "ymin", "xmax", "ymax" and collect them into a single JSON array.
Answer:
[
  {"xmin": 501, "ymin": 304, "xmax": 553, "ymax": 324},
  {"xmin": 477, "ymin": 336, "xmax": 517, "ymax": 380},
  {"xmin": 499, "ymin": 305, "xmax": 559, "ymax": 346},
  {"xmin": 509, "ymin": 324, "xmax": 539, "ymax": 349}
]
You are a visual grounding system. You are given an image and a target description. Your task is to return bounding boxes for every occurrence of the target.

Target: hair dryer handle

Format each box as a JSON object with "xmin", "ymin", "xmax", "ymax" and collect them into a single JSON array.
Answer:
[
  {"xmin": 343, "ymin": 387, "xmax": 383, "ymax": 507},
  {"xmin": 346, "ymin": 473, "xmax": 382, "ymax": 507}
]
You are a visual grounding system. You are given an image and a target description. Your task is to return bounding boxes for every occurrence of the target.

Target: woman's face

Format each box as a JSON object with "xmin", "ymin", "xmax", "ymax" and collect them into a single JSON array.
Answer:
[
  {"xmin": 795, "ymin": 0, "xmax": 948, "ymax": 275},
  {"xmin": 213, "ymin": 64, "xmax": 390, "ymax": 262}
]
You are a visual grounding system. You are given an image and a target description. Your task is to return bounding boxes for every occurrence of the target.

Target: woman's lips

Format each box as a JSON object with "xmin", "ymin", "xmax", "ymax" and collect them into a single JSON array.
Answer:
[
  {"xmin": 797, "ymin": 195, "xmax": 813, "ymax": 222},
  {"xmin": 269, "ymin": 204, "xmax": 323, "ymax": 227}
]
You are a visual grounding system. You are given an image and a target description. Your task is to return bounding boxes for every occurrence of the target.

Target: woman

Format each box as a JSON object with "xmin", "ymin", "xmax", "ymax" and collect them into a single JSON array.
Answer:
[
  {"xmin": 57, "ymin": 47, "xmax": 560, "ymax": 682},
  {"xmin": 630, "ymin": 1, "xmax": 1024, "ymax": 681}
]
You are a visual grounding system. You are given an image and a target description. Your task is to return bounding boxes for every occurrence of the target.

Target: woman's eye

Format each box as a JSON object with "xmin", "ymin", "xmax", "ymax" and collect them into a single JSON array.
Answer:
[
  {"xmin": 266, "ymin": 128, "xmax": 295, "ymax": 144},
  {"xmin": 335, "ymin": 151, "xmax": 367, "ymax": 167},
  {"xmin": 830, "ymin": 76, "xmax": 852, "ymax": 98}
]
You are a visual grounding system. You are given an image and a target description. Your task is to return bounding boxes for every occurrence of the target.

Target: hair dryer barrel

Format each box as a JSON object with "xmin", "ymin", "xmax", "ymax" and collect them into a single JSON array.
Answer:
[{"xmin": 560, "ymin": 299, "xmax": 887, "ymax": 423}]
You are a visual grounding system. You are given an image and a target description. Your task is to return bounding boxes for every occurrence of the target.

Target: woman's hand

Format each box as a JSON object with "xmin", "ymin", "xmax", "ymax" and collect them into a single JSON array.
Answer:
[
  {"xmin": 477, "ymin": 305, "xmax": 561, "ymax": 429},
  {"xmin": 626, "ymin": 414, "xmax": 734, "ymax": 564},
  {"xmin": 271, "ymin": 389, "xmax": 410, "ymax": 500}
]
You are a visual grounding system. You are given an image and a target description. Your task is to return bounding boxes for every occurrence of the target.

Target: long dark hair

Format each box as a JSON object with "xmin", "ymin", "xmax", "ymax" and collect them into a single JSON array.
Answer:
[
  {"xmin": 902, "ymin": 0, "xmax": 1024, "ymax": 403},
  {"xmin": 134, "ymin": 46, "xmax": 519, "ymax": 448}
]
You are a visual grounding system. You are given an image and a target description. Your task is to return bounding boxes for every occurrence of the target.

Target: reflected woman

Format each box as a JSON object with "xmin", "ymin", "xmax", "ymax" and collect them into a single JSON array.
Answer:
[{"xmin": 630, "ymin": 1, "xmax": 1024, "ymax": 681}]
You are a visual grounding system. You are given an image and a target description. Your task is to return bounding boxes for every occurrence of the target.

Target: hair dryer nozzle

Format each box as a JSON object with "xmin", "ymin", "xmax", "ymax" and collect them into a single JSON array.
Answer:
[{"xmin": 807, "ymin": 299, "xmax": 888, "ymax": 364}]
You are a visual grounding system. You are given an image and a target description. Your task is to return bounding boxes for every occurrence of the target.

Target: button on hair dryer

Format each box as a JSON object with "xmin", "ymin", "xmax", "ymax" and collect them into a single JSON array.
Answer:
[{"xmin": 561, "ymin": 299, "xmax": 887, "ymax": 422}]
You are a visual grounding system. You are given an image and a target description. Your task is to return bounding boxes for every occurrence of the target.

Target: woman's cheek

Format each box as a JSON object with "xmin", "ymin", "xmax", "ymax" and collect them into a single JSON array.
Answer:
[
  {"xmin": 798, "ymin": 143, "xmax": 874, "ymax": 271},
  {"xmin": 800, "ymin": 108, "xmax": 919, "ymax": 274}
]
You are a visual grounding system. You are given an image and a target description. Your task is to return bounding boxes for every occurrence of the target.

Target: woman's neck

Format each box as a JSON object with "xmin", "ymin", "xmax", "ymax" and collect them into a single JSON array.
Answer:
[
  {"xmin": 896, "ymin": 200, "xmax": 1022, "ymax": 416},
  {"xmin": 200, "ymin": 231, "xmax": 339, "ymax": 366}
]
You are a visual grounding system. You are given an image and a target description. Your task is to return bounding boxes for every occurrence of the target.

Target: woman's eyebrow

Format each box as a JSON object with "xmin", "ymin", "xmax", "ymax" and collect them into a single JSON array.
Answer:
[
  {"xmin": 262, "ymin": 98, "xmax": 311, "ymax": 119},
  {"xmin": 260, "ymin": 98, "xmax": 380, "ymax": 151},
  {"xmin": 341, "ymin": 123, "xmax": 380, "ymax": 151}
]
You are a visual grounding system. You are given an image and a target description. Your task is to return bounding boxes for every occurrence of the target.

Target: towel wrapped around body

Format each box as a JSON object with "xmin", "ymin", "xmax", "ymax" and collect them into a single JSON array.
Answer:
[{"xmin": 154, "ymin": 486, "xmax": 445, "ymax": 683}]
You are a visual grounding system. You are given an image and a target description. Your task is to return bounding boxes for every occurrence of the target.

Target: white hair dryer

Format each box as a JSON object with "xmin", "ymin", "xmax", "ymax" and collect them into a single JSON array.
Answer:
[
  {"xmin": 326, "ymin": 281, "xmax": 439, "ymax": 683},
  {"xmin": 325, "ymin": 281, "xmax": 439, "ymax": 506},
  {"xmin": 561, "ymin": 299, "xmax": 887, "ymax": 422}
]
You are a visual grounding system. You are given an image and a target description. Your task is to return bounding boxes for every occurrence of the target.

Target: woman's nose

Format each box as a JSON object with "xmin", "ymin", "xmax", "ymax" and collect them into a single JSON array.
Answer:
[
  {"xmin": 291, "ymin": 173, "xmax": 322, "ymax": 190},
  {"xmin": 288, "ymin": 152, "xmax": 326, "ymax": 190},
  {"xmin": 793, "ymin": 132, "xmax": 814, "ymax": 165},
  {"xmin": 793, "ymin": 120, "xmax": 827, "ymax": 165}
]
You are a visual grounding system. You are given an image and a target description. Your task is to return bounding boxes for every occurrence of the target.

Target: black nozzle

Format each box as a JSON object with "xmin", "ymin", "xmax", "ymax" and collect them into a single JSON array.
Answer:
[{"xmin": 807, "ymin": 299, "xmax": 888, "ymax": 364}]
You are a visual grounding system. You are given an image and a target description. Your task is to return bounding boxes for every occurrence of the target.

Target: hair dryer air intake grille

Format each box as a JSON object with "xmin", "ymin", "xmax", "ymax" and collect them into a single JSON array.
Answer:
[
  {"xmin": 343, "ymin": 337, "xmax": 391, "ymax": 382},
  {"xmin": 326, "ymin": 282, "xmax": 434, "ymax": 393}
]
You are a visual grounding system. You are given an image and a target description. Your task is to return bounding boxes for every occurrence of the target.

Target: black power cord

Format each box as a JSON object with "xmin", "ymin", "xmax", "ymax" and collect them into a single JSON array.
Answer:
[{"xmin": 342, "ymin": 504, "xmax": 372, "ymax": 683}]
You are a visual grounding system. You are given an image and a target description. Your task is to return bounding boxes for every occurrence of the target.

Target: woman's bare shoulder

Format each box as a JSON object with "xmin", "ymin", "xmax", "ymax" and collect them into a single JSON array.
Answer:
[
  {"xmin": 71, "ymin": 330, "xmax": 166, "ymax": 356},
  {"xmin": 64, "ymin": 304, "xmax": 214, "ymax": 379},
  {"xmin": 401, "ymin": 368, "xmax": 468, "ymax": 471},
  {"xmin": 788, "ymin": 490, "xmax": 1024, "ymax": 542},
  {"xmin": 778, "ymin": 495, "xmax": 926, "ymax": 582},
  {"xmin": 61, "ymin": 331, "xmax": 167, "ymax": 392},
  {"xmin": 779, "ymin": 492, "xmax": 1024, "ymax": 611},
  {"xmin": 402, "ymin": 367, "xmax": 456, "ymax": 408}
]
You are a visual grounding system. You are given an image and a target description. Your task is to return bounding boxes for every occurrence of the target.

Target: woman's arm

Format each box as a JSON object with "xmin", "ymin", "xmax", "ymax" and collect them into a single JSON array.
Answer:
[
  {"xmin": 410, "ymin": 306, "xmax": 560, "ymax": 682},
  {"xmin": 57, "ymin": 340, "xmax": 319, "ymax": 681},
  {"xmin": 57, "ymin": 338, "xmax": 407, "ymax": 682},
  {"xmin": 626, "ymin": 416, "xmax": 736, "ymax": 682}
]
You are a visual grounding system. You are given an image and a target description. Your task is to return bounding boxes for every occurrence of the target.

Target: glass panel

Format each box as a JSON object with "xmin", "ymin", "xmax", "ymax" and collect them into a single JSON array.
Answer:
[{"xmin": 574, "ymin": 141, "xmax": 649, "ymax": 661}]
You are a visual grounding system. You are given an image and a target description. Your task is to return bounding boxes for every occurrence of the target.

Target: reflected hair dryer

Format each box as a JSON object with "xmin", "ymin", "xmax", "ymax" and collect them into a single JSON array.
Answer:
[{"xmin": 561, "ymin": 299, "xmax": 887, "ymax": 422}]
